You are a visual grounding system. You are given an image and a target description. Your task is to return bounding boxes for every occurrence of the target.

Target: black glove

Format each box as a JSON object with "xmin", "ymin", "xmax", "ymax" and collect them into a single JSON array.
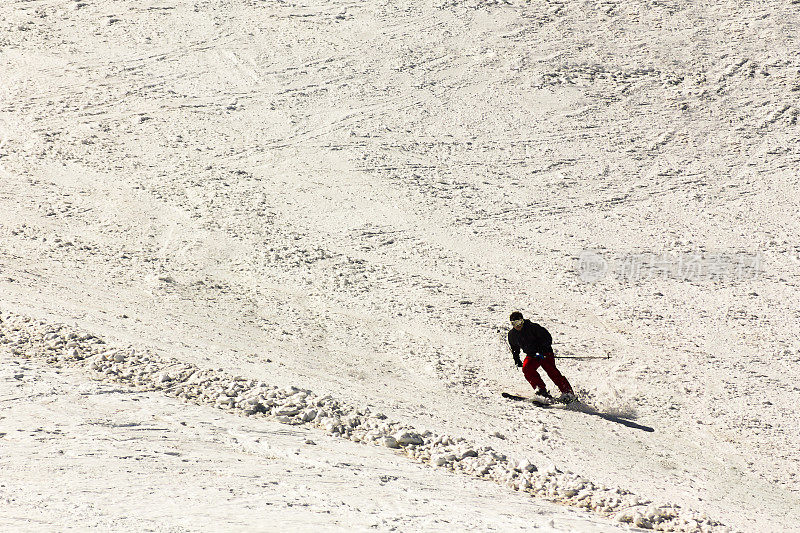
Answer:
[{"xmin": 514, "ymin": 356, "xmax": 523, "ymax": 368}]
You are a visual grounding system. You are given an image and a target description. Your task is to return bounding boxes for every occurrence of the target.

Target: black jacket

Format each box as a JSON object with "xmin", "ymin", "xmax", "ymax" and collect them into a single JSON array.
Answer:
[{"xmin": 508, "ymin": 320, "xmax": 553, "ymax": 366}]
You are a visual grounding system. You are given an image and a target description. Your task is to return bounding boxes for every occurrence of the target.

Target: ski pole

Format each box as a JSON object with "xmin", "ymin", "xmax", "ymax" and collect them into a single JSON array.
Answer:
[{"xmin": 554, "ymin": 354, "xmax": 611, "ymax": 360}]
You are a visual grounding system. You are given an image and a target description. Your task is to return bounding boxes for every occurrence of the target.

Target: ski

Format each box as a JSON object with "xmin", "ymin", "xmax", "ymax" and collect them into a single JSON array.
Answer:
[
  {"xmin": 501, "ymin": 392, "xmax": 552, "ymax": 407},
  {"xmin": 501, "ymin": 391, "xmax": 579, "ymax": 407}
]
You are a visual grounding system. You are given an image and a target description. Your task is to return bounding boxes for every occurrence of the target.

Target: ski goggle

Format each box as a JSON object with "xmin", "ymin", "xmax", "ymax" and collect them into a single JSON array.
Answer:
[{"xmin": 511, "ymin": 319, "xmax": 524, "ymax": 327}]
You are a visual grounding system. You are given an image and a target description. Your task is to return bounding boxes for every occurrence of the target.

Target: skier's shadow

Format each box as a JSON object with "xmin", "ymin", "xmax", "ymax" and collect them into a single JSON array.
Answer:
[{"xmin": 566, "ymin": 403, "xmax": 655, "ymax": 433}]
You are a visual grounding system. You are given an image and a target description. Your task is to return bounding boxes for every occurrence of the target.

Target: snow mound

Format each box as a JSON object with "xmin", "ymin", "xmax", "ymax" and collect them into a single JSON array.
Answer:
[{"xmin": 0, "ymin": 311, "xmax": 732, "ymax": 532}]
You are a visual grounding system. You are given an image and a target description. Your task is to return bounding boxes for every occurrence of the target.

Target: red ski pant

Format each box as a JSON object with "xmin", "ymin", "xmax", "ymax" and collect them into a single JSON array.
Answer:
[{"xmin": 523, "ymin": 353, "xmax": 573, "ymax": 394}]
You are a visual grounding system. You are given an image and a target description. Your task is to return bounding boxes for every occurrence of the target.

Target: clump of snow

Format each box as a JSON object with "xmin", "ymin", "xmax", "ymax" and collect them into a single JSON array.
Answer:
[{"xmin": 0, "ymin": 310, "xmax": 731, "ymax": 532}]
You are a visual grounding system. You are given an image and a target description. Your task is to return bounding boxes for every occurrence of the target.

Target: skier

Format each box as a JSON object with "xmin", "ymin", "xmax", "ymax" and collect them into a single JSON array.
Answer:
[{"xmin": 508, "ymin": 311, "xmax": 576, "ymax": 403}]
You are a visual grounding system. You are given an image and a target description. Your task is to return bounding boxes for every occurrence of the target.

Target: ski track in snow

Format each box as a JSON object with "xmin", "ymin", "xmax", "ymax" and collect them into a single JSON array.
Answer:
[{"xmin": 1, "ymin": 0, "xmax": 799, "ymax": 531}]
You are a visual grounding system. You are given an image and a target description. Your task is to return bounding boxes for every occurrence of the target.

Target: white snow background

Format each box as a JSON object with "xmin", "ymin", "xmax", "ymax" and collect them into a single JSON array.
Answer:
[{"xmin": 1, "ymin": 0, "xmax": 798, "ymax": 531}]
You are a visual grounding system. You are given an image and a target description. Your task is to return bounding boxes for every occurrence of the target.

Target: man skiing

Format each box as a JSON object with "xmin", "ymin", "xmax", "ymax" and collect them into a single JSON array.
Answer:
[{"xmin": 508, "ymin": 311, "xmax": 576, "ymax": 403}]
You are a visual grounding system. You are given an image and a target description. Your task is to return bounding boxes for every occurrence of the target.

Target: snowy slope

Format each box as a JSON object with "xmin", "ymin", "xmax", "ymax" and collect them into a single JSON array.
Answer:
[
  {"xmin": 2, "ymin": 315, "xmax": 706, "ymax": 532},
  {"xmin": 1, "ymin": 0, "xmax": 799, "ymax": 530},
  {"xmin": 1, "ymin": 349, "xmax": 627, "ymax": 532}
]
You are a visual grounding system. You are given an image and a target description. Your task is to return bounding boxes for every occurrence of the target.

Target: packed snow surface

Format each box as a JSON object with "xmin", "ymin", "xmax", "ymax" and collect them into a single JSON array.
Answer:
[{"xmin": 1, "ymin": 0, "xmax": 799, "ymax": 531}]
